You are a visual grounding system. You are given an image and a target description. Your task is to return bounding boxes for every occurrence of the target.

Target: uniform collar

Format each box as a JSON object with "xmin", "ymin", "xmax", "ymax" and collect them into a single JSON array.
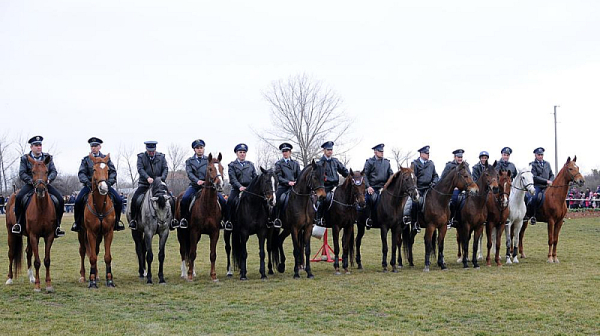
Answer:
[{"xmin": 419, "ymin": 158, "xmax": 427, "ymax": 164}]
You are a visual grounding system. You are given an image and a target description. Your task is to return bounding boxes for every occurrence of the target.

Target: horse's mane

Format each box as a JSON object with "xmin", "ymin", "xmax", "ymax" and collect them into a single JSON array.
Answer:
[{"xmin": 383, "ymin": 170, "xmax": 403, "ymax": 190}]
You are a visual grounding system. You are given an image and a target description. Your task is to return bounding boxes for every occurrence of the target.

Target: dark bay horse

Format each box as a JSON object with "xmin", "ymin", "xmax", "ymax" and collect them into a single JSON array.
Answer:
[
  {"xmin": 78, "ymin": 154, "xmax": 118, "ymax": 288},
  {"xmin": 522, "ymin": 157, "xmax": 584, "ymax": 263},
  {"xmin": 272, "ymin": 160, "xmax": 327, "ymax": 279},
  {"xmin": 127, "ymin": 177, "xmax": 172, "ymax": 285},
  {"xmin": 484, "ymin": 169, "xmax": 511, "ymax": 266},
  {"xmin": 419, "ymin": 162, "xmax": 478, "ymax": 271},
  {"xmin": 455, "ymin": 163, "xmax": 499, "ymax": 268},
  {"xmin": 356, "ymin": 167, "xmax": 419, "ymax": 272},
  {"xmin": 325, "ymin": 169, "xmax": 366, "ymax": 274},
  {"xmin": 6, "ymin": 156, "xmax": 58, "ymax": 292},
  {"xmin": 230, "ymin": 167, "xmax": 276, "ymax": 280},
  {"xmin": 177, "ymin": 153, "xmax": 223, "ymax": 281}
]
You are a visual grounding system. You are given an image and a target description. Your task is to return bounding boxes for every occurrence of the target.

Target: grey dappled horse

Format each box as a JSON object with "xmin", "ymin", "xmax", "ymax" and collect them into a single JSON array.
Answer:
[{"xmin": 127, "ymin": 178, "xmax": 172, "ymax": 284}]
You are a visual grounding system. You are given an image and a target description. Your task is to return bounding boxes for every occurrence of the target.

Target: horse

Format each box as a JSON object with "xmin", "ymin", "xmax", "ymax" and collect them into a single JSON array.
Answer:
[
  {"xmin": 325, "ymin": 169, "xmax": 366, "ymax": 274},
  {"xmin": 272, "ymin": 160, "xmax": 327, "ymax": 279},
  {"xmin": 483, "ymin": 169, "xmax": 511, "ymax": 266},
  {"xmin": 500, "ymin": 168, "xmax": 535, "ymax": 264},
  {"xmin": 78, "ymin": 154, "xmax": 118, "ymax": 288},
  {"xmin": 127, "ymin": 177, "xmax": 172, "ymax": 284},
  {"xmin": 230, "ymin": 167, "xmax": 276, "ymax": 280},
  {"xmin": 455, "ymin": 163, "xmax": 499, "ymax": 268},
  {"xmin": 521, "ymin": 157, "xmax": 584, "ymax": 263},
  {"xmin": 356, "ymin": 167, "xmax": 419, "ymax": 272},
  {"xmin": 5, "ymin": 156, "xmax": 58, "ymax": 292},
  {"xmin": 177, "ymin": 152, "xmax": 223, "ymax": 282},
  {"xmin": 419, "ymin": 162, "xmax": 478, "ymax": 271}
]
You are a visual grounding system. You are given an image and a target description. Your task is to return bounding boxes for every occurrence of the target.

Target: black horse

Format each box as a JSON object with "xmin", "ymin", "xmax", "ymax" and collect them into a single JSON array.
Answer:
[
  {"xmin": 271, "ymin": 160, "xmax": 327, "ymax": 279},
  {"xmin": 229, "ymin": 167, "xmax": 276, "ymax": 280},
  {"xmin": 356, "ymin": 167, "xmax": 419, "ymax": 272}
]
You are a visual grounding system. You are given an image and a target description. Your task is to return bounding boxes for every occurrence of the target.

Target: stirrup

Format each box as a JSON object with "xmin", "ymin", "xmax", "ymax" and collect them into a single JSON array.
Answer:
[
  {"xmin": 315, "ymin": 218, "xmax": 324, "ymax": 227},
  {"xmin": 11, "ymin": 223, "xmax": 22, "ymax": 235},
  {"xmin": 273, "ymin": 218, "xmax": 282, "ymax": 229},
  {"xmin": 170, "ymin": 219, "xmax": 180, "ymax": 230},
  {"xmin": 129, "ymin": 219, "xmax": 137, "ymax": 230},
  {"xmin": 179, "ymin": 218, "xmax": 188, "ymax": 229},
  {"xmin": 114, "ymin": 220, "xmax": 125, "ymax": 231},
  {"xmin": 365, "ymin": 218, "xmax": 373, "ymax": 228},
  {"xmin": 530, "ymin": 217, "xmax": 537, "ymax": 225},
  {"xmin": 55, "ymin": 227, "xmax": 66, "ymax": 238},
  {"xmin": 71, "ymin": 222, "xmax": 80, "ymax": 232},
  {"xmin": 224, "ymin": 221, "xmax": 233, "ymax": 231}
]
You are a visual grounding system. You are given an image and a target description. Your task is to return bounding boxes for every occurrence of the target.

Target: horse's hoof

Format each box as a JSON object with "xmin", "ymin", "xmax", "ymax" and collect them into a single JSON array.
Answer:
[
  {"xmin": 554, "ymin": 258, "xmax": 560, "ymax": 263},
  {"xmin": 88, "ymin": 282, "xmax": 98, "ymax": 289},
  {"xmin": 441, "ymin": 264, "xmax": 448, "ymax": 271},
  {"xmin": 334, "ymin": 271, "xmax": 341, "ymax": 275},
  {"xmin": 307, "ymin": 274, "xmax": 314, "ymax": 279},
  {"xmin": 186, "ymin": 277, "xmax": 193, "ymax": 282},
  {"xmin": 474, "ymin": 266, "xmax": 480, "ymax": 270},
  {"xmin": 261, "ymin": 275, "xmax": 268, "ymax": 281},
  {"xmin": 107, "ymin": 281, "xmax": 116, "ymax": 288},
  {"xmin": 357, "ymin": 264, "xmax": 363, "ymax": 270},
  {"xmin": 547, "ymin": 258, "xmax": 554, "ymax": 263},
  {"xmin": 5, "ymin": 278, "xmax": 13, "ymax": 285},
  {"xmin": 382, "ymin": 268, "xmax": 388, "ymax": 273},
  {"xmin": 293, "ymin": 274, "xmax": 300, "ymax": 279},
  {"xmin": 146, "ymin": 280, "xmax": 153, "ymax": 285},
  {"xmin": 226, "ymin": 271, "xmax": 233, "ymax": 277},
  {"xmin": 240, "ymin": 277, "xmax": 248, "ymax": 281},
  {"xmin": 456, "ymin": 258, "xmax": 462, "ymax": 264},
  {"xmin": 392, "ymin": 269, "xmax": 398, "ymax": 273},
  {"xmin": 180, "ymin": 274, "xmax": 186, "ymax": 279},
  {"xmin": 513, "ymin": 257, "xmax": 519, "ymax": 264},
  {"xmin": 278, "ymin": 264, "xmax": 286, "ymax": 274},
  {"xmin": 46, "ymin": 286, "xmax": 55, "ymax": 293},
  {"xmin": 78, "ymin": 277, "xmax": 85, "ymax": 283},
  {"xmin": 160, "ymin": 282, "xmax": 167, "ymax": 286},
  {"xmin": 463, "ymin": 265, "xmax": 469, "ymax": 269},
  {"xmin": 423, "ymin": 267, "xmax": 430, "ymax": 272},
  {"xmin": 345, "ymin": 271, "xmax": 351, "ymax": 275},
  {"xmin": 34, "ymin": 287, "xmax": 42, "ymax": 293},
  {"xmin": 268, "ymin": 270, "xmax": 274, "ymax": 275}
]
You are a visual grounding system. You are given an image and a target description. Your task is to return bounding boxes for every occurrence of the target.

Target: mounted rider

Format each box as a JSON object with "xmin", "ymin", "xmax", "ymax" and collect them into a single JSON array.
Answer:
[
  {"xmin": 179, "ymin": 139, "xmax": 227, "ymax": 229},
  {"xmin": 363, "ymin": 143, "xmax": 393, "ymax": 228},
  {"xmin": 315, "ymin": 141, "xmax": 349, "ymax": 226},
  {"xmin": 225, "ymin": 143, "xmax": 257, "ymax": 231},
  {"xmin": 12, "ymin": 136, "xmax": 65, "ymax": 237},
  {"xmin": 405, "ymin": 145, "xmax": 439, "ymax": 233},
  {"xmin": 129, "ymin": 141, "xmax": 177, "ymax": 230},
  {"xmin": 272, "ymin": 142, "xmax": 301, "ymax": 229},
  {"xmin": 440, "ymin": 149, "xmax": 469, "ymax": 228},
  {"xmin": 526, "ymin": 147, "xmax": 554, "ymax": 225},
  {"xmin": 71, "ymin": 137, "xmax": 125, "ymax": 232},
  {"xmin": 496, "ymin": 147, "xmax": 518, "ymax": 180},
  {"xmin": 471, "ymin": 150, "xmax": 490, "ymax": 183}
]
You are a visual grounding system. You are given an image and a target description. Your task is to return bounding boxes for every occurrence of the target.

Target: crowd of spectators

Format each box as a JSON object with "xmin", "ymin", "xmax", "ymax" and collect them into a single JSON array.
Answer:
[{"xmin": 567, "ymin": 186, "xmax": 600, "ymax": 209}]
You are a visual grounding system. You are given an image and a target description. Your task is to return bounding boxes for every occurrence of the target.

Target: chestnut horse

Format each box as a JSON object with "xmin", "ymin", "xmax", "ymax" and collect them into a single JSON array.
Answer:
[
  {"xmin": 418, "ymin": 162, "xmax": 478, "ymax": 271},
  {"xmin": 484, "ymin": 169, "xmax": 511, "ymax": 266},
  {"xmin": 356, "ymin": 167, "xmax": 419, "ymax": 272},
  {"xmin": 78, "ymin": 154, "xmax": 117, "ymax": 288},
  {"xmin": 272, "ymin": 160, "xmax": 327, "ymax": 279},
  {"xmin": 6, "ymin": 156, "xmax": 58, "ymax": 292},
  {"xmin": 177, "ymin": 153, "xmax": 223, "ymax": 281},
  {"xmin": 455, "ymin": 164, "xmax": 499, "ymax": 268},
  {"xmin": 521, "ymin": 157, "xmax": 584, "ymax": 263},
  {"xmin": 325, "ymin": 169, "xmax": 366, "ymax": 274}
]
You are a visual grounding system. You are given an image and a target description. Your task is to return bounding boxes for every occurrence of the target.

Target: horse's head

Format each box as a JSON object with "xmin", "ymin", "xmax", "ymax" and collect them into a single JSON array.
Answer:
[
  {"xmin": 205, "ymin": 153, "xmax": 223, "ymax": 189},
  {"xmin": 310, "ymin": 159, "xmax": 327, "ymax": 199},
  {"xmin": 519, "ymin": 168, "xmax": 536, "ymax": 195},
  {"xmin": 348, "ymin": 169, "xmax": 366, "ymax": 210},
  {"xmin": 259, "ymin": 166, "xmax": 276, "ymax": 206},
  {"xmin": 565, "ymin": 156, "xmax": 585, "ymax": 187},
  {"xmin": 211, "ymin": 152, "xmax": 224, "ymax": 190},
  {"xmin": 28, "ymin": 155, "xmax": 51, "ymax": 198},
  {"xmin": 90, "ymin": 153, "xmax": 110, "ymax": 196},
  {"xmin": 496, "ymin": 165, "xmax": 511, "ymax": 208},
  {"xmin": 408, "ymin": 163, "xmax": 420, "ymax": 201},
  {"xmin": 455, "ymin": 162, "xmax": 478, "ymax": 196},
  {"xmin": 482, "ymin": 162, "xmax": 500, "ymax": 194},
  {"xmin": 150, "ymin": 177, "xmax": 172, "ymax": 225}
]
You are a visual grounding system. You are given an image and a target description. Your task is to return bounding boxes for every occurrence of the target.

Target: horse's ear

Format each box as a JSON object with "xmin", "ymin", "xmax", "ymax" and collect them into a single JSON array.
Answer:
[
  {"xmin": 218, "ymin": 152, "xmax": 222, "ymax": 162},
  {"xmin": 106, "ymin": 153, "xmax": 110, "ymax": 161},
  {"xmin": 492, "ymin": 160, "xmax": 497, "ymax": 168},
  {"xmin": 349, "ymin": 168, "xmax": 354, "ymax": 175},
  {"xmin": 360, "ymin": 169, "xmax": 365, "ymax": 176},
  {"xmin": 566, "ymin": 156, "xmax": 571, "ymax": 164},
  {"xmin": 260, "ymin": 166, "xmax": 267, "ymax": 174},
  {"xmin": 88, "ymin": 153, "xmax": 95, "ymax": 161},
  {"xmin": 27, "ymin": 155, "xmax": 35, "ymax": 164},
  {"xmin": 208, "ymin": 152, "xmax": 213, "ymax": 162},
  {"xmin": 573, "ymin": 155, "xmax": 577, "ymax": 162},
  {"xmin": 507, "ymin": 170, "xmax": 511, "ymax": 177},
  {"xmin": 44, "ymin": 155, "xmax": 52, "ymax": 165},
  {"xmin": 311, "ymin": 159, "xmax": 317, "ymax": 169}
]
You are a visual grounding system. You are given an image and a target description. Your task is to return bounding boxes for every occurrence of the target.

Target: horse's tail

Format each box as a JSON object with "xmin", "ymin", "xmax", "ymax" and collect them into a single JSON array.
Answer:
[
  {"xmin": 177, "ymin": 227, "xmax": 190, "ymax": 263},
  {"xmin": 431, "ymin": 229, "xmax": 438, "ymax": 256},
  {"xmin": 231, "ymin": 229, "xmax": 242, "ymax": 270},
  {"xmin": 402, "ymin": 225, "xmax": 413, "ymax": 261},
  {"xmin": 8, "ymin": 232, "xmax": 23, "ymax": 278},
  {"xmin": 347, "ymin": 226, "xmax": 355, "ymax": 268},
  {"xmin": 269, "ymin": 228, "xmax": 281, "ymax": 270}
]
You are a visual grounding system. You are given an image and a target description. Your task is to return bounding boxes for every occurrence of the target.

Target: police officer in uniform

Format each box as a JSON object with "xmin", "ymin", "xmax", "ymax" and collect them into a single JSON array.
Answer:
[
  {"xmin": 440, "ymin": 149, "xmax": 469, "ymax": 228},
  {"xmin": 527, "ymin": 147, "xmax": 554, "ymax": 225},
  {"xmin": 315, "ymin": 141, "xmax": 349, "ymax": 225},
  {"xmin": 471, "ymin": 151, "xmax": 490, "ymax": 183},
  {"xmin": 405, "ymin": 145, "xmax": 439, "ymax": 233},
  {"xmin": 179, "ymin": 139, "xmax": 227, "ymax": 229},
  {"xmin": 71, "ymin": 137, "xmax": 125, "ymax": 232},
  {"xmin": 496, "ymin": 147, "xmax": 518, "ymax": 181},
  {"xmin": 272, "ymin": 142, "xmax": 301, "ymax": 228},
  {"xmin": 129, "ymin": 141, "xmax": 175, "ymax": 230},
  {"xmin": 12, "ymin": 136, "xmax": 65, "ymax": 237},
  {"xmin": 363, "ymin": 144, "xmax": 393, "ymax": 228},
  {"xmin": 225, "ymin": 143, "xmax": 257, "ymax": 231}
]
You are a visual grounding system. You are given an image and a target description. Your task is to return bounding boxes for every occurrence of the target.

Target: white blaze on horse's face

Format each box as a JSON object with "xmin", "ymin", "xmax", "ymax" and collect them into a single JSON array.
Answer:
[
  {"xmin": 213, "ymin": 162, "xmax": 223, "ymax": 188},
  {"xmin": 502, "ymin": 182, "xmax": 509, "ymax": 207},
  {"xmin": 522, "ymin": 170, "xmax": 536, "ymax": 195},
  {"xmin": 99, "ymin": 163, "xmax": 106, "ymax": 169},
  {"xmin": 98, "ymin": 181, "xmax": 109, "ymax": 195},
  {"xmin": 271, "ymin": 175, "xmax": 277, "ymax": 205}
]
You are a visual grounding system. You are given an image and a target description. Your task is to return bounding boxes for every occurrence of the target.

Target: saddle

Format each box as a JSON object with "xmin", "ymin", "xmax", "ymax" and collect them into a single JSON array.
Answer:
[
  {"xmin": 325, "ymin": 190, "xmax": 335, "ymax": 210},
  {"xmin": 525, "ymin": 188, "xmax": 546, "ymax": 210},
  {"xmin": 189, "ymin": 188, "xmax": 223, "ymax": 212},
  {"xmin": 22, "ymin": 190, "xmax": 59, "ymax": 210},
  {"xmin": 278, "ymin": 190, "xmax": 291, "ymax": 213}
]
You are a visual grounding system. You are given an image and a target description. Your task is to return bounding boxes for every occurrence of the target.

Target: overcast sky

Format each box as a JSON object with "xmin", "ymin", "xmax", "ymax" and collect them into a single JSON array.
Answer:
[{"xmin": 1, "ymin": 0, "xmax": 598, "ymax": 178}]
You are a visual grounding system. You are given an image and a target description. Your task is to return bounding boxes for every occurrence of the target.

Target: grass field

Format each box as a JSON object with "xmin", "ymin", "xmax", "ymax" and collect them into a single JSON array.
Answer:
[{"xmin": 1, "ymin": 214, "xmax": 599, "ymax": 335}]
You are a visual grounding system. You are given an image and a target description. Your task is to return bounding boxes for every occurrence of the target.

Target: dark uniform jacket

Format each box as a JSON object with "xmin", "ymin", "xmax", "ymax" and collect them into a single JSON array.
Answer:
[
  {"xmin": 319, "ymin": 155, "xmax": 349, "ymax": 189},
  {"xmin": 228, "ymin": 160, "xmax": 257, "ymax": 191},
  {"xmin": 20, "ymin": 152, "xmax": 57, "ymax": 184},
  {"xmin": 274, "ymin": 158, "xmax": 301, "ymax": 188},
  {"xmin": 411, "ymin": 158, "xmax": 439, "ymax": 191},
  {"xmin": 363, "ymin": 156, "xmax": 393, "ymax": 189},
  {"xmin": 530, "ymin": 160, "xmax": 554, "ymax": 188},
  {"xmin": 496, "ymin": 159, "xmax": 517, "ymax": 180},
  {"xmin": 137, "ymin": 152, "xmax": 168, "ymax": 186},
  {"xmin": 471, "ymin": 162, "xmax": 489, "ymax": 183},
  {"xmin": 185, "ymin": 155, "xmax": 208, "ymax": 187},
  {"xmin": 78, "ymin": 152, "xmax": 117, "ymax": 188},
  {"xmin": 441, "ymin": 160, "xmax": 470, "ymax": 181}
]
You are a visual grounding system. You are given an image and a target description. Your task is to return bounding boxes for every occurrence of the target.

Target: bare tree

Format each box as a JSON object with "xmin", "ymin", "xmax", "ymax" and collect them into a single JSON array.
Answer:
[
  {"xmin": 258, "ymin": 74, "xmax": 354, "ymax": 167},
  {"xmin": 254, "ymin": 142, "xmax": 280, "ymax": 170},
  {"xmin": 390, "ymin": 147, "xmax": 415, "ymax": 170},
  {"xmin": 166, "ymin": 143, "xmax": 186, "ymax": 183},
  {"xmin": 118, "ymin": 144, "xmax": 139, "ymax": 188},
  {"xmin": 0, "ymin": 132, "xmax": 16, "ymax": 194}
]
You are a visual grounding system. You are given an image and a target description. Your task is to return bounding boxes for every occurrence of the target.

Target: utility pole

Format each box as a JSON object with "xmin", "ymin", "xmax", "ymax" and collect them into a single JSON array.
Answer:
[{"xmin": 554, "ymin": 105, "xmax": 560, "ymax": 173}]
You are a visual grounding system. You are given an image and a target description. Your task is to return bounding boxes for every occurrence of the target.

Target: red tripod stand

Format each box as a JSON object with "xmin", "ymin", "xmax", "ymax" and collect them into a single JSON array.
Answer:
[{"xmin": 310, "ymin": 228, "xmax": 339, "ymax": 262}]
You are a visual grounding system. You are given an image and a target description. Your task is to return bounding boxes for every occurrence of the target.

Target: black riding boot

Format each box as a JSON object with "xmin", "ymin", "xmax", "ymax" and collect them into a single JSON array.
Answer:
[
  {"xmin": 314, "ymin": 200, "xmax": 324, "ymax": 226},
  {"xmin": 179, "ymin": 201, "xmax": 189, "ymax": 229},
  {"xmin": 129, "ymin": 204, "xmax": 138, "ymax": 230}
]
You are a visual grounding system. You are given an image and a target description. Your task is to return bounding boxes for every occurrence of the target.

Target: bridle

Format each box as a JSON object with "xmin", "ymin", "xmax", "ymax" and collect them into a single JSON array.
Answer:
[
  {"xmin": 332, "ymin": 175, "xmax": 365, "ymax": 208},
  {"xmin": 291, "ymin": 167, "xmax": 325, "ymax": 197}
]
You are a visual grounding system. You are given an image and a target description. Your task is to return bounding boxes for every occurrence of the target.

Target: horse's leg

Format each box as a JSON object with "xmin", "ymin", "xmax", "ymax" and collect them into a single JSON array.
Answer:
[
  {"xmin": 472, "ymin": 226, "xmax": 484, "ymax": 269},
  {"xmin": 291, "ymin": 228, "xmax": 301, "ymax": 278},
  {"xmin": 460, "ymin": 225, "xmax": 470, "ymax": 268},
  {"xmin": 277, "ymin": 229, "xmax": 290, "ymax": 273},
  {"xmin": 240, "ymin": 233, "xmax": 249, "ymax": 280},
  {"xmin": 209, "ymin": 228, "xmax": 219, "ymax": 282},
  {"xmin": 355, "ymin": 223, "xmax": 365, "ymax": 269},
  {"xmin": 26, "ymin": 239, "xmax": 34, "ymax": 283},
  {"xmin": 104, "ymin": 229, "xmax": 115, "ymax": 287},
  {"xmin": 553, "ymin": 219, "xmax": 563, "ymax": 263},
  {"xmin": 158, "ymin": 229, "xmax": 168, "ymax": 284},
  {"xmin": 390, "ymin": 225, "xmax": 398, "ymax": 272},
  {"xmin": 303, "ymin": 226, "xmax": 314, "ymax": 279},
  {"xmin": 144, "ymin": 229, "xmax": 154, "ymax": 284},
  {"xmin": 505, "ymin": 221, "xmax": 514, "ymax": 263},
  {"xmin": 258, "ymin": 232, "xmax": 267, "ymax": 280},
  {"xmin": 512, "ymin": 220, "xmax": 522, "ymax": 263},
  {"xmin": 456, "ymin": 229, "xmax": 462, "ymax": 262},
  {"xmin": 380, "ymin": 225, "xmax": 389, "ymax": 272},
  {"xmin": 224, "ymin": 230, "xmax": 233, "ymax": 277},
  {"xmin": 486, "ymin": 223, "xmax": 493, "ymax": 266},
  {"xmin": 187, "ymin": 231, "xmax": 200, "ymax": 281},
  {"xmin": 547, "ymin": 218, "xmax": 555, "ymax": 263},
  {"xmin": 86, "ymin": 230, "xmax": 99, "ymax": 288},
  {"xmin": 78, "ymin": 231, "xmax": 86, "ymax": 282},
  {"xmin": 7, "ymin": 232, "xmax": 14, "ymax": 284},
  {"xmin": 438, "ymin": 225, "xmax": 448, "ymax": 270},
  {"xmin": 342, "ymin": 225, "xmax": 353, "ymax": 273},
  {"xmin": 495, "ymin": 223, "xmax": 504, "ymax": 266},
  {"xmin": 29, "ymin": 235, "xmax": 41, "ymax": 292},
  {"xmin": 43, "ymin": 235, "xmax": 54, "ymax": 292},
  {"xmin": 423, "ymin": 225, "xmax": 434, "ymax": 272},
  {"xmin": 396, "ymin": 226, "xmax": 403, "ymax": 269},
  {"xmin": 332, "ymin": 225, "xmax": 341, "ymax": 274}
]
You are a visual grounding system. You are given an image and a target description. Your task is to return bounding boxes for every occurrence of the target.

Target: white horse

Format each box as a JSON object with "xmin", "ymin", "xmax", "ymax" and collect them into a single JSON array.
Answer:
[{"xmin": 498, "ymin": 168, "xmax": 535, "ymax": 264}]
